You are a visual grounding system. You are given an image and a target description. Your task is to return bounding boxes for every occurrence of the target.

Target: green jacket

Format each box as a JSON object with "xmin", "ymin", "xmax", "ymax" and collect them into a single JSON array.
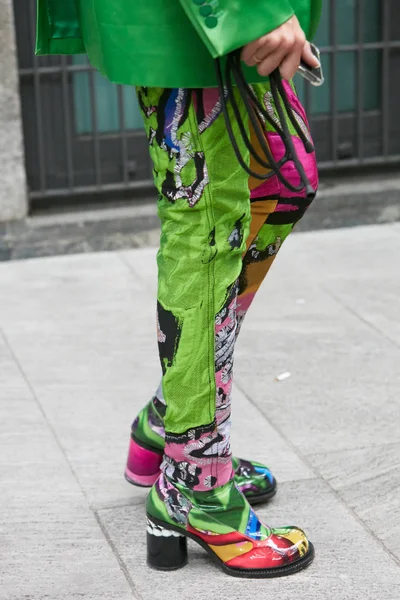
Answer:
[{"xmin": 36, "ymin": 0, "xmax": 322, "ymax": 88}]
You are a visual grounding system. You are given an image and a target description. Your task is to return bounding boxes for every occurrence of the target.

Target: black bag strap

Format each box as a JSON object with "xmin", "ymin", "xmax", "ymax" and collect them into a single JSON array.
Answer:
[{"xmin": 215, "ymin": 50, "xmax": 316, "ymax": 200}]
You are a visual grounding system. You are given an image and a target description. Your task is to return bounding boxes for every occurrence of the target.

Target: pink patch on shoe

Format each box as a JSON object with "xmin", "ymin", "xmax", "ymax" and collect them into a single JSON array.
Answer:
[{"xmin": 125, "ymin": 438, "xmax": 162, "ymax": 487}]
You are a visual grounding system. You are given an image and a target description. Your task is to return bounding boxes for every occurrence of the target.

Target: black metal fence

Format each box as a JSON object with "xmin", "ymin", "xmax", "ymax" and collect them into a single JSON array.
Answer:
[
  {"xmin": 304, "ymin": 0, "xmax": 400, "ymax": 170},
  {"xmin": 13, "ymin": 1, "xmax": 400, "ymax": 208}
]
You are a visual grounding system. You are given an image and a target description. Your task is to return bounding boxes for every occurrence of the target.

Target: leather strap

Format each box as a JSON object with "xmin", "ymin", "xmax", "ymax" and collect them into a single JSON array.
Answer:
[{"xmin": 215, "ymin": 50, "xmax": 316, "ymax": 200}]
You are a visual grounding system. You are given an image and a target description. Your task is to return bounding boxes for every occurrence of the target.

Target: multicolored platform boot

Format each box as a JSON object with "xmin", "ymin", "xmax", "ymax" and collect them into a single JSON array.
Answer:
[
  {"xmin": 146, "ymin": 474, "xmax": 314, "ymax": 578},
  {"xmin": 125, "ymin": 398, "xmax": 277, "ymax": 505}
]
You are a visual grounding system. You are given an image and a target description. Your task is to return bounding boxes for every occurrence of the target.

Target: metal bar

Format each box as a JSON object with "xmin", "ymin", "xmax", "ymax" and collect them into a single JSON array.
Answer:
[
  {"xmin": 330, "ymin": 0, "xmax": 338, "ymax": 166},
  {"xmin": 311, "ymin": 109, "xmax": 381, "ymax": 122},
  {"xmin": 317, "ymin": 154, "xmax": 400, "ymax": 170},
  {"xmin": 29, "ymin": 179, "xmax": 155, "ymax": 200},
  {"xmin": 20, "ymin": 64, "xmax": 96, "ymax": 76},
  {"xmin": 117, "ymin": 85, "xmax": 129, "ymax": 183},
  {"xmin": 382, "ymin": 0, "xmax": 390, "ymax": 158},
  {"xmin": 28, "ymin": 0, "xmax": 46, "ymax": 194},
  {"xmin": 75, "ymin": 130, "xmax": 146, "ymax": 142},
  {"xmin": 60, "ymin": 56, "xmax": 74, "ymax": 189},
  {"xmin": 88, "ymin": 68, "xmax": 102, "ymax": 186},
  {"xmin": 356, "ymin": 0, "xmax": 364, "ymax": 161},
  {"xmin": 318, "ymin": 41, "xmax": 400, "ymax": 52}
]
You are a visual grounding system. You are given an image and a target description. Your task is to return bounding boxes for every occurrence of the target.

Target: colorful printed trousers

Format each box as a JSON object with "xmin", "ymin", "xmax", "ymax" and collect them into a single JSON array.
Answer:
[{"xmin": 137, "ymin": 83, "xmax": 318, "ymax": 493}]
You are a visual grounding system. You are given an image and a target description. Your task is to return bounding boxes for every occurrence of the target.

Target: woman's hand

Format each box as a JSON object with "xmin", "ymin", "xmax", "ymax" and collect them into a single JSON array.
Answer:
[{"xmin": 241, "ymin": 16, "xmax": 319, "ymax": 80}]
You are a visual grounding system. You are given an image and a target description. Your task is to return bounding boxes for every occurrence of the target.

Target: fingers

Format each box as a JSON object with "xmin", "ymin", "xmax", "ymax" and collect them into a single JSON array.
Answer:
[
  {"xmin": 242, "ymin": 30, "xmax": 292, "ymax": 67},
  {"xmin": 242, "ymin": 18, "xmax": 296, "ymax": 67},
  {"xmin": 241, "ymin": 16, "xmax": 314, "ymax": 79},
  {"xmin": 301, "ymin": 41, "xmax": 320, "ymax": 68},
  {"xmin": 257, "ymin": 46, "xmax": 293, "ymax": 78},
  {"xmin": 241, "ymin": 38, "xmax": 265, "ymax": 66},
  {"xmin": 279, "ymin": 34, "xmax": 306, "ymax": 80}
]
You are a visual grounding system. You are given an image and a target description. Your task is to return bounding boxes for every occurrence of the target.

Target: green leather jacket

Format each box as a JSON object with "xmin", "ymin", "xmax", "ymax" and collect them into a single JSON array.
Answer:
[{"xmin": 36, "ymin": 0, "xmax": 322, "ymax": 88}]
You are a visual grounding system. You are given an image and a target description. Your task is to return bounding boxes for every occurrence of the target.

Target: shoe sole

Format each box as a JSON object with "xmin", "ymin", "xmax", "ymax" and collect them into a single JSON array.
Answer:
[
  {"xmin": 125, "ymin": 467, "xmax": 160, "ymax": 488},
  {"xmin": 147, "ymin": 514, "xmax": 315, "ymax": 578},
  {"xmin": 245, "ymin": 484, "xmax": 277, "ymax": 505}
]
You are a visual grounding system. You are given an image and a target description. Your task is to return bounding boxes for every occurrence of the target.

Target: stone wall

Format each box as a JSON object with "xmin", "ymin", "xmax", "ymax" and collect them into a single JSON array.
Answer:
[{"xmin": 0, "ymin": 0, "xmax": 27, "ymax": 221}]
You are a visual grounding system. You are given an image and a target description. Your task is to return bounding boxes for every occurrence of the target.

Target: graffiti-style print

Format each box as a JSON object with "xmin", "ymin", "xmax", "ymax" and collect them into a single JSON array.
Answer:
[
  {"xmin": 157, "ymin": 302, "xmax": 182, "ymax": 375},
  {"xmin": 137, "ymin": 87, "xmax": 209, "ymax": 207}
]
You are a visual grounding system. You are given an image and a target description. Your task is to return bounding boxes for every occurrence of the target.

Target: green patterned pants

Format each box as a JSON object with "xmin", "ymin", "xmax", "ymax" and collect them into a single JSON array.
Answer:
[{"xmin": 137, "ymin": 84, "xmax": 318, "ymax": 491}]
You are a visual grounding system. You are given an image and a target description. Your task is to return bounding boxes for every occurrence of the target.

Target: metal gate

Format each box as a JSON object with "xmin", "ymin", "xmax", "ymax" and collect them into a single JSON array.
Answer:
[
  {"xmin": 13, "ymin": 1, "xmax": 400, "ymax": 209},
  {"xmin": 302, "ymin": 0, "xmax": 400, "ymax": 170},
  {"xmin": 14, "ymin": 1, "xmax": 154, "ymax": 209}
]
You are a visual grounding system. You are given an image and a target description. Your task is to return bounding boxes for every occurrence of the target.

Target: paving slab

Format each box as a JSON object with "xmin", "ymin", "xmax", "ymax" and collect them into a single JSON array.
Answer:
[
  {"xmin": 230, "ymin": 385, "xmax": 315, "ymax": 483},
  {"xmin": 0, "ymin": 251, "xmax": 157, "ymax": 389},
  {"xmin": 0, "ymin": 251, "xmax": 161, "ymax": 507},
  {"xmin": 25, "ymin": 384, "xmax": 154, "ymax": 509},
  {"xmin": 234, "ymin": 317, "xmax": 400, "ymax": 455},
  {"xmin": 0, "ymin": 333, "xmax": 135, "ymax": 599},
  {"xmin": 119, "ymin": 247, "xmax": 158, "ymax": 295},
  {"xmin": 0, "ymin": 331, "xmax": 28, "ymax": 390},
  {"xmin": 231, "ymin": 229, "xmax": 400, "ymax": 455},
  {"xmin": 308, "ymin": 443, "xmax": 400, "ymax": 563},
  {"xmin": 281, "ymin": 225, "xmax": 400, "ymax": 347}
]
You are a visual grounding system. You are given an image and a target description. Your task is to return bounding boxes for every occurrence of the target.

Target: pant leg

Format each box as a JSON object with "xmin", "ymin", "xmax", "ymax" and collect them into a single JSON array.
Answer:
[
  {"xmin": 136, "ymin": 82, "xmax": 317, "ymax": 492},
  {"xmin": 236, "ymin": 82, "xmax": 318, "ymax": 331},
  {"xmin": 137, "ymin": 87, "xmax": 252, "ymax": 491}
]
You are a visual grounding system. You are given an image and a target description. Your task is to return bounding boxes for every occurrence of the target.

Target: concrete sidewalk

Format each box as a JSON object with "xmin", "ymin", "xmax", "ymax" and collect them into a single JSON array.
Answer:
[{"xmin": 1, "ymin": 223, "xmax": 400, "ymax": 600}]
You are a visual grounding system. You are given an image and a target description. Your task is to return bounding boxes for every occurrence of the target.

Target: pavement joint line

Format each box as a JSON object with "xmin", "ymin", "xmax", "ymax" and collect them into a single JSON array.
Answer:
[
  {"xmin": 235, "ymin": 379, "xmax": 400, "ymax": 570},
  {"xmin": 93, "ymin": 509, "xmax": 143, "ymax": 600},
  {"xmin": 0, "ymin": 328, "xmax": 142, "ymax": 598},
  {"xmin": 94, "ymin": 498, "xmax": 147, "ymax": 513},
  {"xmin": 0, "ymin": 329, "xmax": 91, "ymax": 501},
  {"xmin": 117, "ymin": 251, "xmax": 156, "ymax": 296},
  {"xmin": 310, "ymin": 462, "xmax": 400, "ymax": 495},
  {"xmin": 304, "ymin": 440, "xmax": 400, "ymax": 458},
  {"xmin": 319, "ymin": 283, "xmax": 400, "ymax": 352}
]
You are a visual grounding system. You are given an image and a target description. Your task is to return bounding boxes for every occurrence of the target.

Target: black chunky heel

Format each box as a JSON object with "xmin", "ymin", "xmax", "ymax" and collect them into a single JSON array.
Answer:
[{"xmin": 147, "ymin": 518, "xmax": 188, "ymax": 571}]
